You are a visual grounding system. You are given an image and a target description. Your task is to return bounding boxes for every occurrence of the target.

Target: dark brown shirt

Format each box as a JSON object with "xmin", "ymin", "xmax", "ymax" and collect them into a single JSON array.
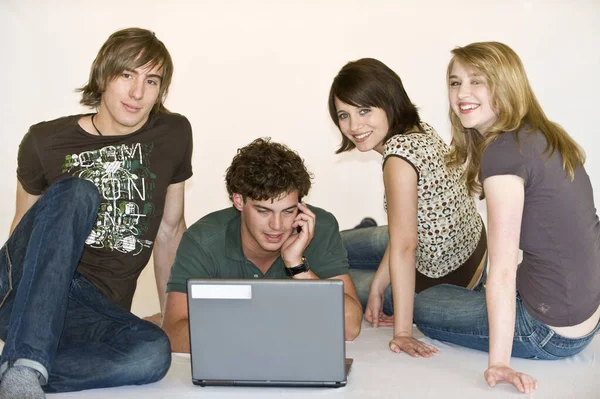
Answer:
[
  {"xmin": 481, "ymin": 127, "xmax": 600, "ymax": 326},
  {"xmin": 17, "ymin": 112, "xmax": 193, "ymax": 310}
]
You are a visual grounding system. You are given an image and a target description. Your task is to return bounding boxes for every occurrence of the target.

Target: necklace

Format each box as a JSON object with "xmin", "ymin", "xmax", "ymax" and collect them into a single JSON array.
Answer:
[{"xmin": 91, "ymin": 113, "xmax": 103, "ymax": 136}]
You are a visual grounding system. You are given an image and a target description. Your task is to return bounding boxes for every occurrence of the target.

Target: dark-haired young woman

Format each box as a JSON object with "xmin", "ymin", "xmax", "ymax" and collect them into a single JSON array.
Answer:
[{"xmin": 330, "ymin": 58, "xmax": 487, "ymax": 357}]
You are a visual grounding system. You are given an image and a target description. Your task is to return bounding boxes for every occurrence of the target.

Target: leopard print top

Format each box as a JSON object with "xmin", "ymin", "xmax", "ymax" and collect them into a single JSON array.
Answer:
[{"xmin": 383, "ymin": 122, "xmax": 483, "ymax": 278}]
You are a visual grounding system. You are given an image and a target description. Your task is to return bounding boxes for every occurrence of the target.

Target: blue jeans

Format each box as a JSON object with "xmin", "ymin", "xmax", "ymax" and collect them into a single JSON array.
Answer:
[
  {"xmin": 0, "ymin": 178, "xmax": 171, "ymax": 392},
  {"xmin": 341, "ymin": 226, "xmax": 394, "ymax": 314},
  {"xmin": 413, "ymin": 284, "xmax": 600, "ymax": 359}
]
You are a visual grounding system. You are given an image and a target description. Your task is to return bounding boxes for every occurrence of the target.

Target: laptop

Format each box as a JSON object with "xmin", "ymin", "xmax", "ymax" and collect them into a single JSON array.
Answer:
[{"xmin": 187, "ymin": 279, "xmax": 352, "ymax": 388}]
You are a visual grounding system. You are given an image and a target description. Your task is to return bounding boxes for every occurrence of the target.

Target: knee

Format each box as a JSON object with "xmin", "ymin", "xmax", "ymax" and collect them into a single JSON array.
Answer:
[
  {"xmin": 372, "ymin": 226, "xmax": 389, "ymax": 249},
  {"xmin": 147, "ymin": 332, "xmax": 172, "ymax": 383},
  {"xmin": 52, "ymin": 178, "xmax": 101, "ymax": 216},
  {"xmin": 55, "ymin": 177, "xmax": 101, "ymax": 223},
  {"xmin": 348, "ymin": 270, "xmax": 373, "ymax": 307},
  {"xmin": 129, "ymin": 326, "xmax": 172, "ymax": 385},
  {"xmin": 413, "ymin": 285, "xmax": 454, "ymax": 326},
  {"xmin": 67, "ymin": 178, "xmax": 101, "ymax": 209}
]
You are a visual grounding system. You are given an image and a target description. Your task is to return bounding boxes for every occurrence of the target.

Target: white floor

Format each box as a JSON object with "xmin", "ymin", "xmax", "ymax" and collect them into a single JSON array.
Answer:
[
  {"xmin": 2, "ymin": 264, "xmax": 598, "ymax": 398},
  {"xmin": 43, "ymin": 321, "xmax": 599, "ymax": 399}
]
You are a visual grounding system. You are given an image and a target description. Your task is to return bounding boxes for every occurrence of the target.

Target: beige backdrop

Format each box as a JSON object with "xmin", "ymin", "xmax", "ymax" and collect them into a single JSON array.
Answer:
[{"xmin": 1, "ymin": 0, "xmax": 598, "ymax": 316}]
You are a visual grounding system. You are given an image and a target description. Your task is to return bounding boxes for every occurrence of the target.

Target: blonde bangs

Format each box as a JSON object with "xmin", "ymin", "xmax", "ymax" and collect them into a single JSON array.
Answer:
[{"xmin": 445, "ymin": 41, "xmax": 586, "ymax": 197}]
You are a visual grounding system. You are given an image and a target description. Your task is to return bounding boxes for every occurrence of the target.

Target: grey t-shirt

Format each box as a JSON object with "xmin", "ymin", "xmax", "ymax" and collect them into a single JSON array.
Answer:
[{"xmin": 481, "ymin": 127, "xmax": 600, "ymax": 326}]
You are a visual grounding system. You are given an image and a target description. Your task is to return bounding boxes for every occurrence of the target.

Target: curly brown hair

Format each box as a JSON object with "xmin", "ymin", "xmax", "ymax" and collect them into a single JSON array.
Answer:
[{"xmin": 225, "ymin": 138, "xmax": 313, "ymax": 202}]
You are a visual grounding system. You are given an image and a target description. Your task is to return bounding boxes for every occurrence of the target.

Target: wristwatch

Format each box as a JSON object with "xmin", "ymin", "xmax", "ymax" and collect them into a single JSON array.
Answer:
[{"xmin": 285, "ymin": 256, "xmax": 310, "ymax": 277}]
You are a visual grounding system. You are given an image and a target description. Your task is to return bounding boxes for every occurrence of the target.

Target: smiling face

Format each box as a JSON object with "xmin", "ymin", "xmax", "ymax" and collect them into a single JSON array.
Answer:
[
  {"xmin": 96, "ymin": 62, "xmax": 163, "ymax": 135},
  {"xmin": 334, "ymin": 98, "xmax": 390, "ymax": 154},
  {"xmin": 448, "ymin": 60, "xmax": 498, "ymax": 135},
  {"xmin": 233, "ymin": 191, "xmax": 300, "ymax": 257}
]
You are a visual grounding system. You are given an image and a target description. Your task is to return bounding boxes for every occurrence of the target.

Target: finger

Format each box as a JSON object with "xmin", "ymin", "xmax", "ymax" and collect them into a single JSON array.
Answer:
[
  {"xmin": 521, "ymin": 374, "xmax": 538, "ymax": 394},
  {"xmin": 389, "ymin": 340, "xmax": 401, "ymax": 353},
  {"xmin": 485, "ymin": 372, "xmax": 497, "ymax": 387},
  {"xmin": 294, "ymin": 219, "xmax": 309, "ymax": 234},
  {"xmin": 522, "ymin": 379, "xmax": 533, "ymax": 394},
  {"xmin": 376, "ymin": 319, "xmax": 394, "ymax": 327},
  {"xmin": 365, "ymin": 309, "xmax": 379, "ymax": 328},
  {"xmin": 425, "ymin": 343, "xmax": 439, "ymax": 353},
  {"xmin": 372, "ymin": 313, "xmax": 379, "ymax": 328},
  {"xmin": 416, "ymin": 345, "xmax": 435, "ymax": 358},
  {"xmin": 380, "ymin": 314, "xmax": 394, "ymax": 322},
  {"xmin": 378, "ymin": 313, "xmax": 394, "ymax": 326},
  {"xmin": 302, "ymin": 213, "xmax": 315, "ymax": 237},
  {"xmin": 511, "ymin": 373, "xmax": 525, "ymax": 393},
  {"xmin": 297, "ymin": 202, "xmax": 316, "ymax": 219},
  {"xmin": 295, "ymin": 215, "xmax": 314, "ymax": 238},
  {"xmin": 405, "ymin": 346, "xmax": 419, "ymax": 358},
  {"xmin": 296, "ymin": 205, "xmax": 316, "ymax": 223},
  {"xmin": 416, "ymin": 346, "xmax": 431, "ymax": 357}
]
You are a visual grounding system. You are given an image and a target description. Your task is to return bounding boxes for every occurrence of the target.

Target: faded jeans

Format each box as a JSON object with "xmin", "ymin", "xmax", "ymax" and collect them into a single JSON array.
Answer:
[
  {"xmin": 341, "ymin": 225, "xmax": 487, "ymax": 316},
  {"xmin": 340, "ymin": 226, "xmax": 394, "ymax": 314},
  {"xmin": 414, "ymin": 285, "xmax": 600, "ymax": 359},
  {"xmin": 0, "ymin": 177, "xmax": 171, "ymax": 392}
]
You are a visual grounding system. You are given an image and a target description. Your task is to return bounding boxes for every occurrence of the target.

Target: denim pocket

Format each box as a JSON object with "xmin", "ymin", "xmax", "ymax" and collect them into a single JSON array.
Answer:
[
  {"xmin": 532, "ymin": 323, "xmax": 598, "ymax": 360},
  {"xmin": 0, "ymin": 245, "xmax": 13, "ymax": 309}
]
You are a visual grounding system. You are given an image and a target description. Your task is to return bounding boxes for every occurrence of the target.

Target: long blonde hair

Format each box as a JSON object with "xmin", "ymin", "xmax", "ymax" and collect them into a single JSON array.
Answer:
[{"xmin": 445, "ymin": 41, "xmax": 585, "ymax": 196}]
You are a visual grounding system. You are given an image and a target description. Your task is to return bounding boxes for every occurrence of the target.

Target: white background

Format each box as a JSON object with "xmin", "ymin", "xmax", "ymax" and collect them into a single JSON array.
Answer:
[{"xmin": 1, "ymin": 0, "xmax": 598, "ymax": 315}]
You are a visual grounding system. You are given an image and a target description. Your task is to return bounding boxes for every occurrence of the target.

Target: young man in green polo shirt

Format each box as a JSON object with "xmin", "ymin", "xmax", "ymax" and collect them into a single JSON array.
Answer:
[{"xmin": 162, "ymin": 138, "xmax": 363, "ymax": 352}]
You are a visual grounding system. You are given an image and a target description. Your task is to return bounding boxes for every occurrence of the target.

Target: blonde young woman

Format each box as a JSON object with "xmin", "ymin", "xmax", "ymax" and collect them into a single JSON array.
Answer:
[
  {"xmin": 329, "ymin": 58, "xmax": 487, "ymax": 357},
  {"xmin": 414, "ymin": 42, "xmax": 600, "ymax": 393}
]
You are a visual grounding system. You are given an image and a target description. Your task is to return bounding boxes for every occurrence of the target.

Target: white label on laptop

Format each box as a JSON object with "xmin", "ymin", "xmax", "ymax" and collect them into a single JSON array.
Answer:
[{"xmin": 190, "ymin": 284, "xmax": 252, "ymax": 299}]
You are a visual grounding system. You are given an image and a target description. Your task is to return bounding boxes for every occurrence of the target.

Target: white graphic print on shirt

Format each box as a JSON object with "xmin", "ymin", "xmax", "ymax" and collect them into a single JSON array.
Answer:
[{"xmin": 62, "ymin": 143, "xmax": 155, "ymax": 255}]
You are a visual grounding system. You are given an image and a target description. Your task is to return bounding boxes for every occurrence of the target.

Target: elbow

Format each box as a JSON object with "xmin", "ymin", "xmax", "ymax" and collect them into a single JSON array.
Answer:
[
  {"xmin": 391, "ymin": 239, "xmax": 418, "ymax": 256},
  {"xmin": 345, "ymin": 321, "xmax": 361, "ymax": 341},
  {"xmin": 162, "ymin": 323, "xmax": 176, "ymax": 350},
  {"xmin": 169, "ymin": 340, "xmax": 189, "ymax": 354},
  {"xmin": 487, "ymin": 266, "xmax": 517, "ymax": 286},
  {"xmin": 156, "ymin": 219, "xmax": 186, "ymax": 243},
  {"xmin": 344, "ymin": 295, "xmax": 362, "ymax": 341},
  {"xmin": 162, "ymin": 319, "xmax": 190, "ymax": 354}
]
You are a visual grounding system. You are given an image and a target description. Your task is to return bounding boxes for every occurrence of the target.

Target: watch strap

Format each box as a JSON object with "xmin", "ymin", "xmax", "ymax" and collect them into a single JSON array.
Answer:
[{"xmin": 284, "ymin": 257, "xmax": 310, "ymax": 276}]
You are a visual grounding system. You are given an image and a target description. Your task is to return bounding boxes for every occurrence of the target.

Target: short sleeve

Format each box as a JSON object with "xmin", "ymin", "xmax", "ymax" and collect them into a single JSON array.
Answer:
[
  {"xmin": 383, "ymin": 135, "xmax": 420, "ymax": 180},
  {"xmin": 171, "ymin": 116, "xmax": 193, "ymax": 184},
  {"xmin": 16, "ymin": 129, "xmax": 47, "ymax": 195},
  {"xmin": 167, "ymin": 230, "xmax": 216, "ymax": 293},
  {"xmin": 480, "ymin": 132, "xmax": 530, "ymax": 184},
  {"xmin": 307, "ymin": 210, "xmax": 350, "ymax": 279}
]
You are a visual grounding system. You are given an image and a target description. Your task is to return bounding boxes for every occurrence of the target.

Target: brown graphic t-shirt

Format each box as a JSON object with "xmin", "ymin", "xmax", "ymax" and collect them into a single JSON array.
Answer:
[{"xmin": 17, "ymin": 112, "xmax": 193, "ymax": 310}]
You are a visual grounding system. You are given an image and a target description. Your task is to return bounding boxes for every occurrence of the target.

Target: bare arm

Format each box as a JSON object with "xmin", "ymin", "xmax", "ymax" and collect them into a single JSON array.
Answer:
[
  {"xmin": 383, "ymin": 157, "xmax": 417, "ymax": 336},
  {"xmin": 153, "ymin": 182, "xmax": 187, "ymax": 314},
  {"xmin": 10, "ymin": 181, "xmax": 40, "ymax": 235},
  {"xmin": 484, "ymin": 175, "xmax": 537, "ymax": 393},
  {"xmin": 161, "ymin": 291, "xmax": 191, "ymax": 353},
  {"xmin": 383, "ymin": 157, "xmax": 437, "ymax": 357},
  {"xmin": 333, "ymin": 274, "xmax": 363, "ymax": 341},
  {"xmin": 383, "ymin": 157, "xmax": 418, "ymax": 336},
  {"xmin": 364, "ymin": 243, "xmax": 393, "ymax": 327}
]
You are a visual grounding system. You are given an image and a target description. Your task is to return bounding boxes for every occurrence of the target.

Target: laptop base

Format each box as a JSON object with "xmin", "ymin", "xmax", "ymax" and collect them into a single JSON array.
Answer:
[
  {"xmin": 192, "ymin": 358, "xmax": 353, "ymax": 388},
  {"xmin": 193, "ymin": 379, "xmax": 347, "ymax": 388}
]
